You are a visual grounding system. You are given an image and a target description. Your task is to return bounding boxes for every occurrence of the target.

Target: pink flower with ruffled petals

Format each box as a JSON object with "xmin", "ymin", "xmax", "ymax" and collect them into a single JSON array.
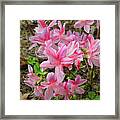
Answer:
[
  {"xmin": 86, "ymin": 34, "xmax": 100, "ymax": 68},
  {"xmin": 40, "ymin": 43, "xmax": 73, "ymax": 82},
  {"xmin": 51, "ymin": 21, "xmax": 75, "ymax": 44},
  {"xmin": 24, "ymin": 65, "xmax": 40, "ymax": 88},
  {"xmin": 29, "ymin": 20, "xmax": 56, "ymax": 58},
  {"xmin": 74, "ymin": 20, "xmax": 94, "ymax": 33},
  {"xmin": 69, "ymin": 75, "xmax": 87, "ymax": 94},
  {"xmin": 41, "ymin": 72, "xmax": 58, "ymax": 100},
  {"xmin": 54, "ymin": 81, "xmax": 72, "ymax": 100}
]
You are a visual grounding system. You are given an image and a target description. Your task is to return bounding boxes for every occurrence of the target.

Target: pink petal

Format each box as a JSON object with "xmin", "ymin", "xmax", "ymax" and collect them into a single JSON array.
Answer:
[
  {"xmin": 29, "ymin": 35, "xmax": 44, "ymax": 44},
  {"xmin": 75, "ymin": 87, "xmax": 85, "ymax": 94},
  {"xmin": 67, "ymin": 41, "xmax": 77, "ymax": 56},
  {"xmin": 49, "ymin": 20, "xmax": 56, "ymax": 27},
  {"xmin": 60, "ymin": 22, "xmax": 66, "ymax": 35},
  {"xmin": 55, "ymin": 66, "xmax": 65, "ymax": 82},
  {"xmin": 40, "ymin": 61, "xmax": 54, "ymax": 70},
  {"xmin": 58, "ymin": 21, "xmax": 62, "ymax": 30},
  {"xmin": 88, "ymin": 59, "xmax": 93, "ymax": 68},
  {"xmin": 41, "ymin": 82, "xmax": 49, "ymax": 88},
  {"xmin": 57, "ymin": 44, "xmax": 67, "ymax": 59},
  {"xmin": 54, "ymin": 83, "xmax": 65, "ymax": 96},
  {"xmin": 35, "ymin": 46, "xmax": 46, "ymax": 58},
  {"xmin": 38, "ymin": 20, "xmax": 47, "ymax": 28},
  {"xmin": 45, "ymin": 47, "xmax": 57, "ymax": 58},
  {"xmin": 44, "ymin": 87, "xmax": 54, "ymax": 100},
  {"xmin": 46, "ymin": 72, "xmax": 56, "ymax": 82},
  {"xmin": 92, "ymin": 40, "xmax": 100, "ymax": 52},
  {"xmin": 34, "ymin": 86, "xmax": 43, "ymax": 97},
  {"xmin": 28, "ymin": 43, "xmax": 37, "ymax": 50},
  {"xmin": 84, "ymin": 25, "xmax": 90, "ymax": 33},
  {"xmin": 78, "ymin": 79, "xmax": 87, "ymax": 85},
  {"xmin": 28, "ymin": 65, "xmax": 33, "ymax": 73},
  {"xmin": 91, "ymin": 56, "xmax": 100, "ymax": 67},
  {"xmin": 75, "ymin": 75, "xmax": 87, "ymax": 85},
  {"xmin": 75, "ymin": 75, "xmax": 81, "ymax": 83},
  {"xmin": 45, "ymin": 47, "xmax": 58, "ymax": 64},
  {"xmin": 75, "ymin": 59, "xmax": 81, "ymax": 70},
  {"xmin": 67, "ymin": 64, "xmax": 72, "ymax": 70},
  {"xmin": 74, "ymin": 21, "xmax": 84, "ymax": 28},
  {"xmin": 61, "ymin": 57, "xmax": 73, "ymax": 65},
  {"xmin": 86, "ymin": 20, "xmax": 94, "ymax": 25},
  {"xmin": 24, "ymin": 82, "xmax": 34, "ymax": 88},
  {"xmin": 87, "ymin": 34, "xmax": 95, "ymax": 45},
  {"xmin": 66, "ymin": 30, "xmax": 72, "ymax": 36}
]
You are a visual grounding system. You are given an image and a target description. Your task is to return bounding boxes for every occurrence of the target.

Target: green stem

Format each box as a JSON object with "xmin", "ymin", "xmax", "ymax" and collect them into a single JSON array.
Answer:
[
  {"xmin": 85, "ymin": 59, "xmax": 93, "ymax": 90},
  {"xmin": 84, "ymin": 59, "xmax": 89, "ymax": 72}
]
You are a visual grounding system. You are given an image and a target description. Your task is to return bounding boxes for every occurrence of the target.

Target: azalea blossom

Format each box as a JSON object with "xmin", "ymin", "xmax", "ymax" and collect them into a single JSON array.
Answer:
[
  {"xmin": 85, "ymin": 34, "xmax": 100, "ymax": 68},
  {"xmin": 24, "ymin": 65, "xmax": 40, "ymax": 88},
  {"xmin": 69, "ymin": 75, "xmax": 87, "ymax": 94},
  {"xmin": 41, "ymin": 72, "xmax": 58, "ymax": 100},
  {"xmin": 51, "ymin": 21, "xmax": 75, "ymax": 44},
  {"xmin": 40, "ymin": 43, "xmax": 73, "ymax": 82},
  {"xmin": 74, "ymin": 20, "xmax": 94, "ymax": 33},
  {"xmin": 29, "ymin": 20, "xmax": 56, "ymax": 58}
]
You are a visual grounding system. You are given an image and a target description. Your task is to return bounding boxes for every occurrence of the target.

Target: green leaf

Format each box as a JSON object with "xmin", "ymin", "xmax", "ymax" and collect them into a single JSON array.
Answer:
[
  {"xmin": 34, "ymin": 63, "xmax": 40, "ymax": 75},
  {"xmin": 27, "ymin": 56, "xmax": 38, "ymax": 65},
  {"xmin": 72, "ymin": 95, "xmax": 77, "ymax": 100},
  {"xmin": 88, "ymin": 91, "xmax": 96, "ymax": 100},
  {"xmin": 94, "ymin": 95, "xmax": 100, "ymax": 100}
]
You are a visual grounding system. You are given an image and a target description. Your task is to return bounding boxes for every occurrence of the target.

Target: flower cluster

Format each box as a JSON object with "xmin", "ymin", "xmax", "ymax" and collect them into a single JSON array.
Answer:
[{"xmin": 24, "ymin": 20, "xmax": 100, "ymax": 100}]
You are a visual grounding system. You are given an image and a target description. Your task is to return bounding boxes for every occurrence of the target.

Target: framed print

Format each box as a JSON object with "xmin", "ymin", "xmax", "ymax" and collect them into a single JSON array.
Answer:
[{"xmin": 0, "ymin": 0, "xmax": 120, "ymax": 119}]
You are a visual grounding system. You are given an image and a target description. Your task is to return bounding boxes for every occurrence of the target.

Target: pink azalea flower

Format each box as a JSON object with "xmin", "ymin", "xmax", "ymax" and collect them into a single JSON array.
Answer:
[
  {"xmin": 24, "ymin": 65, "xmax": 40, "ymax": 88},
  {"xmin": 29, "ymin": 20, "xmax": 56, "ymax": 58},
  {"xmin": 69, "ymin": 75, "xmax": 87, "ymax": 94},
  {"xmin": 86, "ymin": 34, "xmax": 100, "ymax": 68},
  {"xmin": 51, "ymin": 21, "xmax": 75, "ymax": 44},
  {"xmin": 40, "ymin": 43, "xmax": 73, "ymax": 82},
  {"xmin": 66, "ymin": 41, "xmax": 84, "ymax": 70},
  {"xmin": 63, "ymin": 81, "xmax": 73, "ymax": 100},
  {"xmin": 74, "ymin": 20, "xmax": 94, "ymax": 33},
  {"xmin": 54, "ymin": 81, "xmax": 72, "ymax": 100},
  {"xmin": 41, "ymin": 72, "xmax": 58, "ymax": 100}
]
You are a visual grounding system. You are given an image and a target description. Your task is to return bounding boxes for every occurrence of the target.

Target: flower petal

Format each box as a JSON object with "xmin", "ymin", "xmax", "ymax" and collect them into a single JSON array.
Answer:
[
  {"xmin": 75, "ymin": 75, "xmax": 87, "ymax": 85},
  {"xmin": 61, "ymin": 57, "xmax": 73, "ymax": 65},
  {"xmin": 75, "ymin": 59, "xmax": 81, "ymax": 70},
  {"xmin": 34, "ymin": 86, "xmax": 43, "ymax": 97},
  {"xmin": 44, "ymin": 87, "xmax": 54, "ymax": 100},
  {"xmin": 46, "ymin": 72, "xmax": 56, "ymax": 82},
  {"xmin": 49, "ymin": 20, "xmax": 56, "ymax": 27},
  {"xmin": 74, "ymin": 21, "xmax": 84, "ymax": 28},
  {"xmin": 38, "ymin": 20, "xmax": 47, "ymax": 28},
  {"xmin": 55, "ymin": 66, "xmax": 65, "ymax": 82},
  {"xmin": 28, "ymin": 43, "xmax": 37, "ymax": 50},
  {"xmin": 88, "ymin": 59, "xmax": 93, "ymax": 68},
  {"xmin": 57, "ymin": 44, "xmax": 67, "ymax": 59},
  {"xmin": 28, "ymin": 65, "xmax": 33, "ymax": 73},
  {"xmin": 86, "ymin": 20, "xmax": 94, "ymax": 25},
  {"xmin": 84, "ymin": 25, "xmax": 90, "ymax": 33},
  {"xmin": 91, "ymin": 56, "xmax": 100, "ymax": 67},
  {"xmin": 40, "ymin": 61, "xmax": 54, "ymax": 70},
  {"xmin": 75, "ymin": 87, "xmax": 85, "ymax": 94}
]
